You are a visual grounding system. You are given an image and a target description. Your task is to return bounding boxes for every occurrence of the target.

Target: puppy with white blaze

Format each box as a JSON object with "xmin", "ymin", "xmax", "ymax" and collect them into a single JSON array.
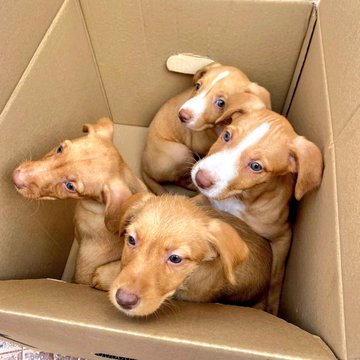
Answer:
[
  {"xmin": 191, "ymin": 109, "xmax": 324, "ymax": 315},
  {"xmin": 142, "ymin": 61, "xmax": 271, "ymax": 195}
]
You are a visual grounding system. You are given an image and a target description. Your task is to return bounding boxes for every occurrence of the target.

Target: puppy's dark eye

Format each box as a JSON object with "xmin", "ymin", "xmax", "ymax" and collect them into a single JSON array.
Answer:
[
  {"xmin": 249, "ymin": 161, "xmax": 263, "ymax": 172},
  {"xmin": 56, "ymin": 145, "xmax": 63, "ymax": 154},
  {"xmin": 223, "ymin": 130, "xmax": 231, "ymax": 142},
  {"xmin": 194, "ymin": 82, "xmax": 201, "ymax": 91},
  {"xmin": 65, "ymin": 181, "xmax": 76, "ymax": 192},
  {"xmin": 128, "ymin": 235, "xmax": 136, "ymax": 247},
  {"xmin": 168, "ymin": 254, "xmax": 182, "ymax": 264},
  {"xmin": 215, "ymin": 99, "xmax": 225, "ymax": 108}
]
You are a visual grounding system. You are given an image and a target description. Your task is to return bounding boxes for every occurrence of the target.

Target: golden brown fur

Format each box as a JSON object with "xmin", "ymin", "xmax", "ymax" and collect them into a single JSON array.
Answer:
[
  {"xmin": 12, "ymin": 118, "xmax": 147, "ymax": 285},
  {"xmin": 142, "ymin": 62, "xmax": 271, "ymax": 195},
  {"xmin": 94, "ymin": 193, "xmax": 271, "ymax": 317},
  {"xmin": 191, "ymin": 109, "xmax": 324, "ymax": 314}
]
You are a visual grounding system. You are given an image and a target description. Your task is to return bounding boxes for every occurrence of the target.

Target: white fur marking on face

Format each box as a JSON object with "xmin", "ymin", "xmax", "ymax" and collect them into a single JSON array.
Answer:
[
  {"xmin": 191, "ymin": 122, "xmax": 270, "ymax": 198},
  {"xmin": 210, "ymin": 70, "xmax": 230, "ymax": 87},
  {"xmin": 179, "ymin": 71, "xmax": 230, "ymax": 121},
  {"xmin": 179, "ymin": 92, "xmax": 207, "ymax": 121},
  {"xmin": 210, "ymin": 198, "xmax": 246, "ymax": 219}
]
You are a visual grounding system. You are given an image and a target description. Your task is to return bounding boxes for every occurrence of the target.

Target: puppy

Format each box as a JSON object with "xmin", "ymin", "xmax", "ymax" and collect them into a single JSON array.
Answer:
[
  {"xmin": 12, "ymin": 118, "xmax": 147, "ymax": 285},
  {"xmin": 191, "ymin": 109, "xmax": 324, "ymax": 314},
  {"xmin": 95, "ymin": 192, "xmax": 271, "ymax": 317},
  {"xmin": 142, "ymin": 62, "xmax": 271, "ymax": 194}
]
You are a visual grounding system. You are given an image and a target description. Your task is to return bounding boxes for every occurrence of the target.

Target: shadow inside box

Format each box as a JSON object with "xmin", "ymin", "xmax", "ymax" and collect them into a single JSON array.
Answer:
[{"xmin": 0, "ymin": 341, "xmax": 86, "ymax": 360}]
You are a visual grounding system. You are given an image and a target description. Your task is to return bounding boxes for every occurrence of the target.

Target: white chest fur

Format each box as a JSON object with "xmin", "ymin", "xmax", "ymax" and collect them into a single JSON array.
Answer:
[{"xmin": 210, "ymin": 197, "xmax": 246, "ymax": 219}]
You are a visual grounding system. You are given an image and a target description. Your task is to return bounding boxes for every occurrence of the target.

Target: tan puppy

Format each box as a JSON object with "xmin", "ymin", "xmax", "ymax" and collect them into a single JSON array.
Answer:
[
  {"xmin": 191, "ymin": 109, "xmax": 324, "ymax": 315},
  {"xmin": 12, "ymin": 118, "xmax": 147, "ymax": 285},
  {"xmin": 95, "ymin": 193, "xmax": 271, "ymax": 317},
  {"xmin": 142, "ymin": 62, "xmax": 271, "ymax": 194}
]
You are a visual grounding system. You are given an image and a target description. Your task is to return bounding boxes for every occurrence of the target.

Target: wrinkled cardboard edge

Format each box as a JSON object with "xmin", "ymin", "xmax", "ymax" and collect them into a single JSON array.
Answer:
[{"xmin": 166, "ymin": 53, "xmax": 215, "ymax": 75}]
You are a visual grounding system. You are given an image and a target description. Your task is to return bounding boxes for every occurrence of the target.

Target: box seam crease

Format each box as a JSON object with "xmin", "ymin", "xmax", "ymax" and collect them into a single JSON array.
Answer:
[
  {"xmin": 76, "ymin": 0, "xmax": 113, "ymax": 120},
  {"xmin": 0, "ymin": 0, "xmax": 66, "ymax": 122}
]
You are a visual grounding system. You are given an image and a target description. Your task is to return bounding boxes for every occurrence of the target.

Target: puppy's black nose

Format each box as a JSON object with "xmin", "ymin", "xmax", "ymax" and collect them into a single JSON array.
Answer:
[
  {"xmin": 116, "ymin": 288, "xmax": 139, "ymax": 310},
  {"xmin": 178, "ymin": 109, "xmax": 192, "ymax": 123}
]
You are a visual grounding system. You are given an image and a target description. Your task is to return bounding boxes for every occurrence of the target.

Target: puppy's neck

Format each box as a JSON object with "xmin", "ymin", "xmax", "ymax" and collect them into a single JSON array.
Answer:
[
  {"xmin": 79, "ymin": 199, "xmax": 105, "ymax": 214},
  {"xmin": 213, "ymin": 175, "xmax": 294, "ymax": 240}
]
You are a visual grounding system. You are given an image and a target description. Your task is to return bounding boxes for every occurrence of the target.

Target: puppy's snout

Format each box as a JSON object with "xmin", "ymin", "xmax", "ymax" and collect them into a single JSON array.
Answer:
[
  {"xmin": 178, "ymin": 109, "xmax": 193, "ymax": 123},
  {"xmin": 195, "ymin": 169, "xmax": 215, "ymax": 189},
  {"xmin": 116, "ymin": 288, "xmax": 140, "ymax": 310},
  {"xmin": 12, "ymin": 168, "xmax": 27, "ymax": 189}
]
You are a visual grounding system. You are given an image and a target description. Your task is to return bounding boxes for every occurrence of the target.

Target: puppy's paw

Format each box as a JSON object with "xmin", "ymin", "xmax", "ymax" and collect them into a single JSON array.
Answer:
[
  {"xmin": 91, "ymin": 268, "xmax": 109, "ymax": 291},
  {"xmin": 91, "ymin": 261, "xmax": 121, "ymax": 291}
]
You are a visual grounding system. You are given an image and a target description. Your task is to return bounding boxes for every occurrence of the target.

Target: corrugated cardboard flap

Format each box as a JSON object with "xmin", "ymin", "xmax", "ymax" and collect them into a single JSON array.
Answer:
[{"xmin": 0, "ymin": 279, "xmax": 335, "ymax": 360}]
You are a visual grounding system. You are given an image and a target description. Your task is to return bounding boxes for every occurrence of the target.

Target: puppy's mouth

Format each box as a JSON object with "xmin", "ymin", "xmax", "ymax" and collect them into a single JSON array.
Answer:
[
  {"xmin": 14, "ymin": 185, "xmax": 57, "ymax": 200},
  {"xmin": 185, "ymin": 121, "xmax": 213, "ymax": 132}
]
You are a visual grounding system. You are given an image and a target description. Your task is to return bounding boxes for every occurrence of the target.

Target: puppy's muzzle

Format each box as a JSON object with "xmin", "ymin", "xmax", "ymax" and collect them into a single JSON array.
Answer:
[{"xmin": 115, "ymin": 288, "xmax": 140, "ymax": 310}]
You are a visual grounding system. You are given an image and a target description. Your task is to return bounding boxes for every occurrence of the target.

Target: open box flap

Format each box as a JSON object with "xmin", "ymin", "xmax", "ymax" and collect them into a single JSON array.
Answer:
[{"xmin": 0, "ymin": 279, "xmax": 335, "ymax": 360}]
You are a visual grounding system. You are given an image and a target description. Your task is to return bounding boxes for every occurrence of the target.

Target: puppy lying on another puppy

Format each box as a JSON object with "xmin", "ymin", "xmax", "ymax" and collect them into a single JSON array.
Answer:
[
  {"xmin": 12, "ymin": 118, "xmax": 147, "ymax": 286},
  {"xmin": 93, "ymin": 193, "xmax": 272, "ymax": 317},
  {"xmin": 142, "ymin": 62, "xmax": 271, "ymax": 194},
  {"xmin": 191, "ymin": 108, "xmax": 324, "ymax": 314}
]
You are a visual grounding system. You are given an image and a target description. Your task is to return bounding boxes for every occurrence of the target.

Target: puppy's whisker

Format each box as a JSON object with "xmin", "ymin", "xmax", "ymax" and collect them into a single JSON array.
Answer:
[
  {"xmin": 30, "ymin": 200, "xmax": 41, "ymax": 217},
  {"xmin": 27, "ymin": 149, "xmax": 33, "ymax": 162}
]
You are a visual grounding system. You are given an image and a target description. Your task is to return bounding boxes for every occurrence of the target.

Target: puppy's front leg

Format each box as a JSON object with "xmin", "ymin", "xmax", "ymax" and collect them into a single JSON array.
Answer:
[
  {"xmin": 267, "ymin": 229, "xmax": 292, "ymax": 315},
  {"xmin": 92, "ymin": 260, "xmax": 121, "ymax": 291}
]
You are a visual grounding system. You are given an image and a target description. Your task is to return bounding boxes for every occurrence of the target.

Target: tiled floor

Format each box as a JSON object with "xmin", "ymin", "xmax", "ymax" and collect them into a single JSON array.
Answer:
[{"xmin": 0, "ymin": 341, "xmax": 84, "ymax": 360}]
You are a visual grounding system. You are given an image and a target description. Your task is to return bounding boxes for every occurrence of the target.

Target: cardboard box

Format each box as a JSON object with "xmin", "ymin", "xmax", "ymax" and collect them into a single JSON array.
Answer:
[{"xmin": 0, "ymin": 0, "xmax": 358, "ymax": 358}]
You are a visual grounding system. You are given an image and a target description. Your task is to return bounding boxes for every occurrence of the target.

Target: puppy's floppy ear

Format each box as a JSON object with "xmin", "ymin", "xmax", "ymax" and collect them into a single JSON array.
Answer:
[
  {"xmin": 102, "ymin": 180, "xmax": 133, "ymax": 233},
  {"xmin": 245, "ymin": 82, "xmax": 272, "ymax": 110},
  {"xmin": 207, "ymin": 219, "xmax": 249, "ymax": 285},
  {"xmin": 83, "ymin": 117, "xmax": 114, "ymax": 141},
  {"xmin": 193, "ymin": 62, "xmax": 222, "ymax": 84},
  {"xmin": 118, "ymin": 192, "xmax": 155, "ymax": 235},
  {"xmin": 288, "ymin": 136, "xmax": 324, "ymax": 200},
  {"xmin": 215, "ymin": 92, "xmax": 266, "ymax": 125}
]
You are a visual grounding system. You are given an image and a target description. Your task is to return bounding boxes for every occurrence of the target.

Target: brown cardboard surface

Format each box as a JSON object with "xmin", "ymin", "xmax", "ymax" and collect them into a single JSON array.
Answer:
[
  {"xmin": 319, "ymin": 2, "xmax": 360, "ymax": 357},
  {"xmin": 281, "ymin": 21, "xmax": 346, "ymax": 359},
  {"xmin": 334, "ymin": 114, "xmax": 360, "ymax": 359},
  {"xmin": 0, "ymin": 0, "xmax": 64, "ymax": 113},
  {"xmin": 80, "ymin": 0, "xmax": 314, "ymax": 125},
  {"xmin": 0, "ymin": 279, "xmax": 335, "ymax": 360},
  {"xmin": 280, "ymin": 146, "xmax": 345, "ymax": 358},
  {"xmin": 319, "ymin": 0, "xmax": 360, "ymax": 140},
  {"xmin": 0, "ymin": 0, "xmax": 109, "ymax": 280},
  {"xmin": 113, "ymin": 124, "xmax": 148, "ymax": 178},
  {"xmin": 282, "ymin": 1, "xmax": 360, "ymax": 358}
]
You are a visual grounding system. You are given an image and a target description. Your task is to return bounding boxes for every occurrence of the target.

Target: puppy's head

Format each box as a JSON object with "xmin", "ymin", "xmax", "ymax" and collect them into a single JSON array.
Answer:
[
  {"xmin": 109, "ymin": 193, "xmax": 248, "ymax": 317},
  {"xmin": 178, "ymin": 62, "xmax": 271, "ymax": 131},
  {"xmin": 12, "ymin": 117, "xmax": 132, "ymax": 230},
  {"xmin": 191, "ymin": 110, "xmax": 324, "ymax": 201}
]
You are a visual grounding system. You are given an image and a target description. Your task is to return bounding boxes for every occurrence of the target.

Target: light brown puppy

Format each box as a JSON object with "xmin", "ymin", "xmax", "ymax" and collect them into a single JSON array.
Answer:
[
  {"xmin": 142, "ymin": 62, "xmax": 271, "ymax": 194},
  {"xmin": 12, "ymin": 118, "xmax": 147, "ymax": 285},
  {"xmin": 191, "ymin": 109, "xmax": 324, "ymax": 315},
  {"xmin": 95, "ymin": 193, "xmax": 271, "ymax": 317}
]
